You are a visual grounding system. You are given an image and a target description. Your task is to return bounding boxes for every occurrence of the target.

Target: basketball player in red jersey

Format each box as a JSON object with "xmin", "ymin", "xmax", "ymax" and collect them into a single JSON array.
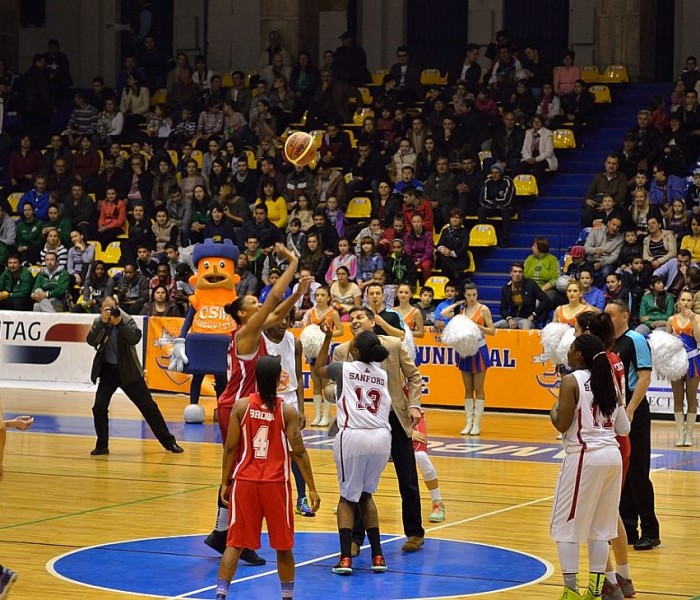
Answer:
[
  {"xmin": 205, "ymin": 244, "xmax": 314, "ymax": 562},
  {"xmin": 215, "ymin": 356, "xmax": 320, "ymax": 600}
]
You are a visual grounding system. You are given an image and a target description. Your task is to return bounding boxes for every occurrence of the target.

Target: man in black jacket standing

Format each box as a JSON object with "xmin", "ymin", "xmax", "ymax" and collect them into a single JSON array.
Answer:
[
  {"xmin": 494, "ymin": 262, "xmax": 551, "ymax": 329},
  {"xmin": 87, "ymin": 296, "xmax": 183, "ymax": 455}
]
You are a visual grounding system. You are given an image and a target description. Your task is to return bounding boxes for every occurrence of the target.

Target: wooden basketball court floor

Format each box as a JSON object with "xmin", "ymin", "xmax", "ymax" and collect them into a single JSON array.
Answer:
[{"xmin": 0, "ymin": 387, "xmax": 698, "ymax": 599}]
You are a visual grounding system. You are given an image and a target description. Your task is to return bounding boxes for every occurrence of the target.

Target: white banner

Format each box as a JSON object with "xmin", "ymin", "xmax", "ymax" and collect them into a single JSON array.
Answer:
[{"xmin": 0, "ymin": 311, "xmax": 145, "ymax": 385}]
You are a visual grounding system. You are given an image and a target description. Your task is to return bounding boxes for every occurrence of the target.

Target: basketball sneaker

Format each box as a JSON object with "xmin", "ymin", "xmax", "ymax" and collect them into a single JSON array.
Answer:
[
  {"xmin": 601, "ymin": 579, "xmax": 623, "ymax": 600},
  {"xmin": 615, "ymin": 574, "xmax": 636, "ymax": 598},
  {"xmin": 580, "ymin": 590, "xmax": 601, "ymax": 600},
  {"xmin": 558, "ymin": 588, "xmax": 581, "ymax": 600},
  {"xmin": 429, "ymin": 500, "xmax": 445, "ymax": 522},
  {"xmin": 0, "ymin": 567, "xmax": 18, "ymax": 600},
  {"xmin": 295, "ymin": 497, "xmax": 315, "ymax": 517},
  {"xmin": 371, "ymin": 556, "xmax": 387, "ymax": 573},
  {"xmin": 332, "ymin": 557, "xmax": 352, "ymax": 575}
]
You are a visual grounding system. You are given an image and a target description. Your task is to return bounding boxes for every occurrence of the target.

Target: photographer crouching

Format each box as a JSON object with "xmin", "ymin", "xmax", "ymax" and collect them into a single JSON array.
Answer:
[{"xmin": 86, "ymin": 296, "xmax": 184, "ymax": 456}]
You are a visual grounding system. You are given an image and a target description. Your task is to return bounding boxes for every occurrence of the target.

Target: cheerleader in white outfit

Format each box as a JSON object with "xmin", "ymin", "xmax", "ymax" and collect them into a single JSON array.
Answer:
[
  {"xmin": 666, "ymin": 289, "xmax": 700, "ymax": 446},
  {"xmin": 550, "ymin": 334, "xmax": 630, "ymax": 600},
  {"xmin": 440, "ymin": 282, "xmax": 494, "ymax": 435}
]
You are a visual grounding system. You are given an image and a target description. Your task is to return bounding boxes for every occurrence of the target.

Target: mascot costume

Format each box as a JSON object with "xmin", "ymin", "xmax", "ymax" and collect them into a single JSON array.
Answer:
[{"xmin": 169, "ymin": 238, "xmax": 239, "ymax": 422}]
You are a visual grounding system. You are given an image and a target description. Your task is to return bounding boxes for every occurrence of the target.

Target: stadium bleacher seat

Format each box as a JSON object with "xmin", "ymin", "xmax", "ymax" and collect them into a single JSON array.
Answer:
[
  {"xmin": 353, "ymin": 107, "xmax": 374, "ymax": 125},
  {"xmin": 345, "ymin": 197, "xmax": 372, "ymax": 219},
  {"xmin": 108, "ymin": 266, "xmax": 124, "ymax": 278},
  {"xmin": 420, "ymin": 69, "xmax": 446, "ymax": 86},
  {"xmin": 580, "ymin": 66, "xmax": 600, "ymax": 83},
  {"xmin": 371, "ymin": 69, "xmax": 388, "ymax": 85},
  {"xmin": 553, "ymin": 129, "xmax": 576, "ymax": 149},
  {"xmin": 469, "ymin": 224, "xmax": 497, "ymax": 247},
  {"xmin": 423, "ymin": 275, "xmax": 450, "ymax": 300},
  {"xmin": 151, "ymin": 88, "xmax": 167, "ymax": 106},
  {"xmin": 358, "ymin": 87, "xmax": 372, "ymax": 105},
  {"xmin": 244, "ymin": 149, "xmax": 257, "ymax": 169},
  {"xmin": 167, "ymin": 149, "xmax": 179, "ymax": 166},
  {"xmin": 221, "ymin": 71, "xmax": 233, "ymax": 88},
  {"xmin": 589, "ymin": 85, "xmax": 612, "ymax": 103},
  {"xmin": 190, "ymin": 150, "xmax": 204, "ymax": 169},
  {"xmin": 343, "ymin": 129, "xmax": 358, "ymax": 149},
  {"xmin": 7, "ymin": 192, "xmax": 22, "ymax": 215},
  {"xmin": 600, "ymin": 64, "xmax": 629, "ymax": 83},
  {"xmin": 513, "ymin": 174, "xmax": 539, "ymax": 197},
  {"xmin": 477, "ymin": 150, "xmax": 492, "ymax": 170}
]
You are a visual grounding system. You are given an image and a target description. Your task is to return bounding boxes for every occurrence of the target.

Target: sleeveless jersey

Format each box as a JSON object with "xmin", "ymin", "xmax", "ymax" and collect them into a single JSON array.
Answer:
[
  {"xmin": 219, "ymin": 327, "xmax": 268, "ymax": 407},
  {"xmin": 562, "ymin": 369, "xmax": 619, "ymax": 454},
  {"xmin": 400, "ymin": 306, "xmax": 419, "ymax": 331},
  {"xmin": 554, "ymin": 304, "xmax": 594, "ymax": 326},
  {"xmin": 263, "ymin": 330, "xmax": 298, "ymax": 399},
  {"xmin": 308, "ymin": 306, "xmax": 337, "ymax": 328},
  {"xmin": 231, "ymin": 392, "xmax": 290, "ymax": 483},
  {"xmin": 337, "ymin": 361, "xmax": 391, "ymax": 430}
]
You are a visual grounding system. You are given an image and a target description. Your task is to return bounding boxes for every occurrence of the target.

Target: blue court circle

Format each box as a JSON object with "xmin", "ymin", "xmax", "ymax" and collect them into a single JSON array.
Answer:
[{"xmin": 48, "ymin": 532, "xmax": 552, "ymax": 599}]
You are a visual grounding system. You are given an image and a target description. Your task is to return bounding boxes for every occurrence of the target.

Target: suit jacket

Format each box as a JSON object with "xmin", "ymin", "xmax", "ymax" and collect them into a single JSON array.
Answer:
[
  {"xmin": 332, "ymin": 335, "xmax": 421, "ymax": 437},
  {"xmin": 87, "ymin": 311, "xmax": 144, "ymax": 385},
  {"xmin": 389, "ymin": 63, "xmax": 422, "ymax": 92}
]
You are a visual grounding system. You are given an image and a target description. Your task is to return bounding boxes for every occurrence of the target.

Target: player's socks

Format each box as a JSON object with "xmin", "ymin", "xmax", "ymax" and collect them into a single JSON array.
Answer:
[
  {"xmin": 366, "ymin": 527, "xmax": 382, "ymax": 558},
  {"xmin": 216, "ymin": 578, "xmax": 230, "ymax": 600},
  {"xmin": 429, "ymin": 488, "xmax": 441, "ymax": 501},
  {"xmin": 339, "ymin": 528, "xmax": 353, "ymax": 558},
  {"xmin": 281, "ymin": 580, "xmax": 294, "ymax": 599},
  {"xmin": 616, "ymin": 564, "xmax": 630, "ymax": 580},
  {"xmin": 291, "ymin": 461, "xmax": 306, "ymax": 499},
  {"xmin": 563, "ymin": 572, "xmax": 578, "ymax": 592},
  {"xmin": 605, "ymin": 570, "xmax": 616, "ymax": 584},
  {"xmin": 216, "ymin": 487, "xmax": 229, "ymax": 531},
  {"xmin": 588, "ymin": 573, "xmax": 604, "ymax": 596}
]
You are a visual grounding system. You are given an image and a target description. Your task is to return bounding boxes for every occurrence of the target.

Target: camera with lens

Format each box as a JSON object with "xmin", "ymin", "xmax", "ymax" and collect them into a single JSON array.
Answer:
[{"xmin": 106, "ymin": 307, "xmax": 121, "ymax": 318}]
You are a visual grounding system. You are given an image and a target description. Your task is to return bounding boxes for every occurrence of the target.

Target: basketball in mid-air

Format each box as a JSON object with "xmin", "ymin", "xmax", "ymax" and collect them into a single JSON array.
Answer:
[{"xmin": 284, "ymin": 131, "xmax": 316, "ymax": 166}]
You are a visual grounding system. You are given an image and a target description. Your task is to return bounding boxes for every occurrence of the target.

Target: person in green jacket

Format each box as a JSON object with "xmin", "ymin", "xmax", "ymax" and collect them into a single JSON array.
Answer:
[
  {"xmin": 16, "ymin": 204, "xmax": 45, "ymax": 265},
  {"xmin": 31, "ymin": 251, "xmax": 70, "ymax": 312},
  {"xmin": 524, "ymin": 236, "xmax": 561, "ymax": 303},
  {"xmin": 42, "ymin": 201, "xmax": 72, "ymax": 247},
  {"xmin": 635, "ymin": 275, "xmax": 675, "ymax": 336},
  {"xmin": 0, "ymin": 255, "xmax": 34, "ymax": 311},
  {"xmin": 61, "ymin": 181, "xmax": 97, "ymax": 239}
]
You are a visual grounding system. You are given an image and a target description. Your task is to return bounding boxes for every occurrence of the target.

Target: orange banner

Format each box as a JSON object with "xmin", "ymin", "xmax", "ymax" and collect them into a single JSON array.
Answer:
[
  {"xmin": 143, "ymin": 319, "xmax": 559, "ymax": 410},
  {"xmin": 144, "ymin": 317, "xmax": 217, "ymax": 397}
]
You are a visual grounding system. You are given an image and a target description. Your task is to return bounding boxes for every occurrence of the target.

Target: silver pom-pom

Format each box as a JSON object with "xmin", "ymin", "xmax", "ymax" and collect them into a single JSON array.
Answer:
[
  {"xmin": 442, "ymin": 314, "xmax": 482, "ymax": 357},
  {"xmin": 402, "ymin": 326, "xmax": 417, "ymax": 361},
  {"xmin": 300, "ymin": 324, "xmax": 325, "ymax": 359},
  {"xmin": 554, "ymin": 327, "xmax": 577, "ymax": 367},
  {"xmin": 649, "ymin": 329, "xmax": 688, "ymax": 381},
  {"xmin": 540, "ymin": 323, "xmax": 573, "ymax": 363}
]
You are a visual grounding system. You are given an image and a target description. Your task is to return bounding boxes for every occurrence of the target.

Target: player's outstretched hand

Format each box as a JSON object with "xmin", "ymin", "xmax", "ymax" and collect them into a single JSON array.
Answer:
[
  {"xmin": 11, "ymin": 416, "xmax": 34, "ymax": 431},
  {"xmin": 275, "ymin": 242, "xmax": 298, "ymax": 263},
  {"xmin": 308, "ymin": 489, "xmax": 321, "ymax": 513},
  {"xmin": 320, "ymin": 322, "xmax": 334, "ymax": 338}
]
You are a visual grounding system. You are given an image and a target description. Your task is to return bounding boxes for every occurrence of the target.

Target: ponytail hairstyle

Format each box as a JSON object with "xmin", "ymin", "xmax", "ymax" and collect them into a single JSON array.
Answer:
[
  {"xmin": 354, "ymin": 330, "xmax": 389, "ymax": 363},
  {"xmin": 224, "ymin": 296, "xmax": 247, "ymax": 324},
  {"xmin": 571, "ymin": 334, "xmax": 617, "ymax": 418},
  {"xmin": 255, "ymin": 355, "xmax": 282, "ymax": 412},
  {"xmin": 576, "ymin": 311, "xmax": 616, "ymax": 351}
]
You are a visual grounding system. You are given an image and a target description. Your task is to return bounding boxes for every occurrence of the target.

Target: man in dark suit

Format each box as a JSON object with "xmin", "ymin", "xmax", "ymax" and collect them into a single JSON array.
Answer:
[
  {"xmin": 331, "ymin": 307, "xmax": 425, "ymax": 554},
  {"xmin": 86, "ymin": 296, "xmax": 183, "ymax": 455},
  {"xmin": 447, "ymin": 43, "xmax": 482, "ymax": 94},
  {"xmin": 389, "ymin": 46, "xmax": 422, "ymax": 104}
]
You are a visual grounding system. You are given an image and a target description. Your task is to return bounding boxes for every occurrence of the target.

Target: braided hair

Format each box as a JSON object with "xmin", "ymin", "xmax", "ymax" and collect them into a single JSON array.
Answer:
[
  {"xmin": 571, "ymin": 334, "xmax": 617, "ymax": 417},
  {"xmin": 255, "ymin": 355, "xmax": 282, "ymax": 412}
]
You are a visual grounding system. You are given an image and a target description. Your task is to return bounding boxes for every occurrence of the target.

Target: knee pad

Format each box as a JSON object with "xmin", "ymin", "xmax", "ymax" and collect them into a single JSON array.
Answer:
[{"xmin": 415, "ymin": 451, "xmax": 437, "ymax": 482}]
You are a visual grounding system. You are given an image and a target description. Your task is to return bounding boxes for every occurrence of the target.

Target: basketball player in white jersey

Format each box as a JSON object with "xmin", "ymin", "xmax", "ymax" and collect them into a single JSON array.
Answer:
[
  {"xmin": 550, "ymin": 334, "xmax": 630, "ymax": 600},
  {"xmin": 314, "ymin": 324, "xmax": 392, "ymax": 576},
  {"xmin": 263, "ymin": 312, "xmax": 316, "ymax": 517}
]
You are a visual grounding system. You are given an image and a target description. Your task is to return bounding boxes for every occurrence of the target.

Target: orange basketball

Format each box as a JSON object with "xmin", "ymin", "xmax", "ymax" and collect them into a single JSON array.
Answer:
[{"xmin": 284, "ymin": 131, "xmax": 316, "ymax": 166}]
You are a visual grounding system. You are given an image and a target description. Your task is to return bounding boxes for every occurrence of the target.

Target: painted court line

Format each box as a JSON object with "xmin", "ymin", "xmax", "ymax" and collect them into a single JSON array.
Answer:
[{"xmin": 165, "ymin": 494, "xmax": 556, "ymax": 600}]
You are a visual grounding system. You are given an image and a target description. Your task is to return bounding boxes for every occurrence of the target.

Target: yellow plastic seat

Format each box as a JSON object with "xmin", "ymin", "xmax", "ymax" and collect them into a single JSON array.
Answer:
[
  {"xmin": 190, "ymin": 150, "xmax": 204, "ymax": 169},
  {"xmin": 353, "ymin": 107, "xmax": 374, "ymax": 125},
  {"xmin": 101, "ymin": 241, "xmax": 122, "ymax": 265},
  {"xmin": 167, "ymin": 149, "xmax": 179, "ymax": 167},
  {"xmin": 372, "ymin": 69, "xmax": 389, "ymax": 85},
  {"xmin": 477, "ymin": 150, "xmax": 492, "ymax": 170},
  {"xmin": 108, "ymin": 266, "xmax": 124, "ymax": 278},
  {"xmin": 420, "ymin": 69, "xmax": 446, "ymax": 86},
  {"xmin": 589, "ymin": 84, "xmax": 612, "ymax": 104},
  {"xmin": 343, "ymin": 129, "xmax": 357, "ymax": 149},
  {"xmin": 29, "ymin": 265, "xmax": 43, "ymax": 277},
  {"xmin": 423, "ymin": 275, "xmax": 450, "ymax": 300},
  {"xmin": 469, "ymin": 224, "xmax": 497, "ymax": 247},
  {"xmin": 553, "ymin": 129, "xmax": 576, "ymax": 149},
  {"xmin": 513, "ymin": 174, "xmax": 539, "ymax": 196},
  {"xmin": 7, "ymin": 192, "xmax": 22, "ymax": 215},
  {"xmin": 221, "ymin": 71, "xmax": 233, "ymax": 88},
  {"xmin": 88, "ymin": 241, "xmax": 103, "ymax": 260},
  {"xmin": 357, "ymin": 87, "xmax": 373, "ymax": 106},
  {"xmin": 244, "ymin": 149, "xmax": 257, "ymax": 169},
  {"xmin": 601, "ymin": 64, "xmax": 629, "ymax": 83},
  {"xmin": 464, "ymin": 250, "xmax": 475, "ymax": 274},
  {"xmin": 344, "ymin": 172, "xmax": 353, "ymax": 184},
  {"xmin": 345, "ymin": 197, "xmax": 372, "ymax": 219},
  {"xmin": 580, "ymin": 66, "xmax": 600, "ymax": 84},
  {"xmin": 308, "ymin": 129, "xmax": 325, "ymax": 148},
  {"xmin": 116, "ymin": 220, "xmax": 129, "ymax": 240},
  {"xmin": 245, "ymin": 70, "xmax": 258, "ymax": 88},
  {"xmin": 151, "ymin": 88, "xmax": 167, "ymax": 106}
]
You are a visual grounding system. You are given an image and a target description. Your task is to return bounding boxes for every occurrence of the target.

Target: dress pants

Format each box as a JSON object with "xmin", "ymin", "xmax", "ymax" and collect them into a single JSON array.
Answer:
[
  {"xmin": 92, "ymin": 363, "xmax": 176, "ymax": 449},
  {"xmin": 619, "ymin": 398, "xmax": 660, "ymax": 540}
]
